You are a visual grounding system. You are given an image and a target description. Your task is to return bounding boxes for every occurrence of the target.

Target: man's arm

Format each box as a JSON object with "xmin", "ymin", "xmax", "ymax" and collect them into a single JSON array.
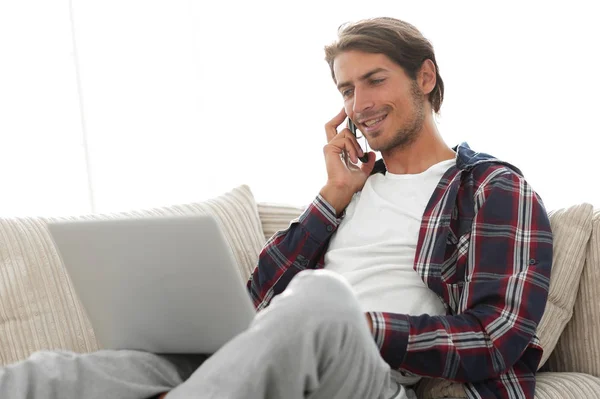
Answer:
[
  {"xmin": 247, "ymin": 192, "xmax": 346, "ymax": 310},
  {"xmin": 247, "ymin": 109, "xmax": 374, "ymax": 309},
  {"xmin": 368, "ymin": 170, "xmax": 553, "ymax": 383}
]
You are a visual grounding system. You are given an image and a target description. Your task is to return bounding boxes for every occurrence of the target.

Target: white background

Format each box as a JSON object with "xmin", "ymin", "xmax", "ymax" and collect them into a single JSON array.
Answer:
[{"xmin": 1, "ymin": 0, "xmax": 598, "ymax": 216}]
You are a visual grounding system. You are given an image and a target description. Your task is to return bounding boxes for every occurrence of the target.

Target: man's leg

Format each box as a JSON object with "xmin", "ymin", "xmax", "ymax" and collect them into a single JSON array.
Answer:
[
  {"xmin": 0, "ymin": 349, "xmax": 206, "ymax": 399},
  {"xmin": 166, "ymin": 269, "xmax": 395, "ymax": 399}
]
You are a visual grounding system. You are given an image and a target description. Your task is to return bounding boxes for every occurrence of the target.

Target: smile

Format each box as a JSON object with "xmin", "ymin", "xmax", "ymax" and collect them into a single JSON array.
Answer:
[{"xmin": 361, "ymin": 114, "xmax": 387, "ymax": 132}]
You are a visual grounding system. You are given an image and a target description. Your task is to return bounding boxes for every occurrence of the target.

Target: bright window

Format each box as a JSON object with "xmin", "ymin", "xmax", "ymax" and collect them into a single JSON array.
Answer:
[{"xmin": 1, "ymin": 1, "xmax": 598, "ymax": 216}]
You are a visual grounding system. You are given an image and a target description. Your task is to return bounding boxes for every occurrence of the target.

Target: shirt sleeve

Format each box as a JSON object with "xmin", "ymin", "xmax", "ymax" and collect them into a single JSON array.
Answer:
[
  {"xmin": 247, "ymin": 194, "xmax": 344, "ymax": 310},
  {"xmin": 368, "ymin": 170, "xmax": 553, "ymax": 383}
]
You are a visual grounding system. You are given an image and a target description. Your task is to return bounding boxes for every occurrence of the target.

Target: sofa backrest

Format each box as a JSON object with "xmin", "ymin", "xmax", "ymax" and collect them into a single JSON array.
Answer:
[
  {"xmin": 256, "ymin": 202, "xmax": 305, "ymax": 243},
  {"xmin": 547, "ymin": 209, "xmax": 600, "ymax": 377}
]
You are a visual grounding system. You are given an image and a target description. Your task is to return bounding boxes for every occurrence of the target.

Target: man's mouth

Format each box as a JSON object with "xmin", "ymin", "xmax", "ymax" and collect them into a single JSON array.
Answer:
[{"xmin": 361, "ymin": 114, "xmax": 388, "ymax": 132}]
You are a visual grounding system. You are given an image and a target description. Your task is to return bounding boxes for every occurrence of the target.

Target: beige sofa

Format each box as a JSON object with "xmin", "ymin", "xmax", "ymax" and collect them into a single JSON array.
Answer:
[{"xmin": 0, "ymin": 184, "xmax": 599, "ymax": 398}]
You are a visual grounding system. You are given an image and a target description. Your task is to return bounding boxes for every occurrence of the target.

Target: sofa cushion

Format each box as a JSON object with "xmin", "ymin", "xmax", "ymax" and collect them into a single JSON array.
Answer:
[
  {"xmin": 417, "ymin": 372, "xmax": 600, "ymax": 399},
  {"xmin": 0, "ymin": 184, "xmax": 264, "ymax": 366},
  {"xmin": 416, "ymin": 378, "xmax": 467, "ymax": 398},
  {"xmin": 535, "ymin": 203, "xmax": 594, "ymax": 368},
  {"xmin": 535, "ymin": 372, "xmax": 600, "ymax": 399},
  {"xmin": 547, "ymin": 209, "xmax": 600, "ymax": 377},
  {"xmin": 256, "ymin": 202, "xmax": 305, "ymax": 243}
]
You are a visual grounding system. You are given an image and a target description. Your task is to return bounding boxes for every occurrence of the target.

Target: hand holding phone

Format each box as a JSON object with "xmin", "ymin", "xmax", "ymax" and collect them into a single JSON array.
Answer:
[
  {"xmin": 347, "ymin": 119, "xmax": 370, "ymax": 163},
  {"xmin": 321, "ymin": 109, "xmax": 376, "ymax": 214}
]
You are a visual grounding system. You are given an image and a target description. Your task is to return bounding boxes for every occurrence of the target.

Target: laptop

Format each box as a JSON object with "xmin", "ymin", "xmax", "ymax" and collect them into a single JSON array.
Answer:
[{"xmin": 47, "ymin": 214, "xmax": 257, "ymax": 354}]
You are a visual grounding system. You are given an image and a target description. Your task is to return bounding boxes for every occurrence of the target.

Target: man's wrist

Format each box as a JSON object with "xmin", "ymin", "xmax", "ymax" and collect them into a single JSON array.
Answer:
[{"xmin": 319, "ymin": 184, "xmax": 353, "ymax": 217}]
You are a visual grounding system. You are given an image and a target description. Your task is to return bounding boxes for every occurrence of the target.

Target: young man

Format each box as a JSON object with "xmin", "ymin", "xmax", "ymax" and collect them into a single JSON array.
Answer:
[
  {"xmin": 244, "ymin": 17, "xmax": 553, "ymax": 399},
  {"xmin": 0, "ymin": 17, "xmax": 552, "ymax": 399}
]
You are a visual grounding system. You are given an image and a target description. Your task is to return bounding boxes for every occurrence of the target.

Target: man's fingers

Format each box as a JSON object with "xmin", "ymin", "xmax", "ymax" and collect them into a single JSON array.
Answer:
[
  {"xmin": 359, "ymin": 152, "xmax": 376, "ymax": 173},
  {"xmin": 345, "ymin": 132, "xmax": 364, "ymax": 158},
  {"xmin": 344, "ymin": 136, "xmax": 363, "ymax": 164},
  {"xmin": 324, "ymin": 108, "xmax": 347, "ymax": 142},
  {"xmin": 324, "ymin": 127, "xmax": 364, "ymax": 163}
]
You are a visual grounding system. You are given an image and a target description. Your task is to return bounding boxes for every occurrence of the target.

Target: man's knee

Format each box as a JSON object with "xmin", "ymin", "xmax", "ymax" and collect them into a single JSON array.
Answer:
[
  {"xmin": 290, "ymin": 269, "xmax": 355, "ymax": 299},
  {"xmin": 281, "ymin": 269, "xmax": 364, "ymax": 323}
]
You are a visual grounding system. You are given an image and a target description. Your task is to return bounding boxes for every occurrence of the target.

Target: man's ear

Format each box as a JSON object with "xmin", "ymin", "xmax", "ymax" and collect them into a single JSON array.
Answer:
[{"xmin": 419, "ymin": 59, "xmax": 436, "ymax": 96}]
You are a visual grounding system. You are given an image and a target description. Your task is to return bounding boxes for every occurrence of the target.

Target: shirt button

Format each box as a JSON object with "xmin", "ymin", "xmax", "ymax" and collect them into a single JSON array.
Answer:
[
  {"xmin": 529, "ymin": 259, "xmax": 537, "ymax": 265},
  {"xmin": 326, "ymin": 225, "xmax": 333, "ymax": 232}
]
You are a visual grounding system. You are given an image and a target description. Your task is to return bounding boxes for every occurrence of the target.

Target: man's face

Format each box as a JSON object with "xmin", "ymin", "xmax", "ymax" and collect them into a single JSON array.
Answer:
[{"xmin": 333, "ymin": 50, "xmax": 426, "ymax": 154}]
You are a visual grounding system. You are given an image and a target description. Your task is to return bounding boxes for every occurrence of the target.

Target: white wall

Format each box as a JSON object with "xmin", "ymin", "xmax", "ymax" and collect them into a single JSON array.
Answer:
[
  {"xmin": 1, "ymin": 0, "xmax": 598, "ymax": 216},
  {"xmin": 0, "ymin": 1, "xmax": 90, "ymax": 216}
]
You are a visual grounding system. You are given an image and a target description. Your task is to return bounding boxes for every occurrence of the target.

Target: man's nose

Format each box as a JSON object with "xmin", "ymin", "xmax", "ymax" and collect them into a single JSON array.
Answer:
[{"xmin": 352, "ymin": 87, "xmax": 375, "ymax": 115}]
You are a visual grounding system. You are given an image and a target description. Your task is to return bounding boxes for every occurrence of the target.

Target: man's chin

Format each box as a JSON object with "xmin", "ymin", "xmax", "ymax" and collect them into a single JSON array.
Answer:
[{"xmin": 365, "ymin": 129, "xmax": 383, "ymax": 142}]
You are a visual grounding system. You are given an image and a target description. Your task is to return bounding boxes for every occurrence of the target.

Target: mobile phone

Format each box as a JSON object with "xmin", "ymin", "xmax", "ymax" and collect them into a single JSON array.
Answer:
[{"xmin": 348, "ymin": 119, "xmax": 369, "ymax": 163}]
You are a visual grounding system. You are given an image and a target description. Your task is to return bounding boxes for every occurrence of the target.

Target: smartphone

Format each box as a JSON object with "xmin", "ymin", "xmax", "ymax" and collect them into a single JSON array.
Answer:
[{"xmin": 348, "ymin": 119, "xmax": 369, "ymax": 163}]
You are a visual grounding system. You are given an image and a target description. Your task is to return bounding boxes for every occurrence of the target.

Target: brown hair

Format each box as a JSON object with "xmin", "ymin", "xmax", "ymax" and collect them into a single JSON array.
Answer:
[{"xmin": 324, "ymin": 17, "xmax": 444, "ymax": 113}]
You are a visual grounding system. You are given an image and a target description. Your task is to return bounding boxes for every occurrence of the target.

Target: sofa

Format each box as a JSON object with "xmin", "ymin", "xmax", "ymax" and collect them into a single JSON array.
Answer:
[{"xmin": 0, "ymin": 184, "xmax": 599, "ymax": 398}]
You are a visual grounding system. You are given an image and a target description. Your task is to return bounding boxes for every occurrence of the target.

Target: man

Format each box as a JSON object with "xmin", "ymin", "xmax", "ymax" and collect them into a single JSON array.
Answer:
[
  {"xmin": 0, "ymin": 17, "xmax": 552, "ymax": 399},
  {"xmin": 244, "ymin": 17, "xmax": 552, "ymax": 398}
]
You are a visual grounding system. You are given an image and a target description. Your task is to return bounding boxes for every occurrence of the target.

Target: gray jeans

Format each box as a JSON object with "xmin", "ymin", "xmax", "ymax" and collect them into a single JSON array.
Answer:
[{"xmin": 0, "ymin": 270, "xmax": 409, "ymax": 399}]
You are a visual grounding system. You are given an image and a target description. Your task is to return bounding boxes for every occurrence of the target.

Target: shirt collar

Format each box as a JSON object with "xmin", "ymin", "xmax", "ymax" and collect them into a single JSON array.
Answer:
[{"xmin": 370, "ymin": 142, "xmax": 523, "ymax": 177}]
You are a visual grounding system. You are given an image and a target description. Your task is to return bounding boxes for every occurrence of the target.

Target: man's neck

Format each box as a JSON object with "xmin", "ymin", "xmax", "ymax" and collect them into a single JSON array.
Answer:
[{"xmin": 381, "ymin": 119, "xmax": 455, "ymax": 175}]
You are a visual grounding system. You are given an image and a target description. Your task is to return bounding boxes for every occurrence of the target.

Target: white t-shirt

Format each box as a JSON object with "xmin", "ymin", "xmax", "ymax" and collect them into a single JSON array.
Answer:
[
  {"xmin": 324, "ymin": 158, "xmax": 455, "ymax": 397},
  {"xmin": 324, "ymin": 158, "xmax": 455, "ymax": 317}
]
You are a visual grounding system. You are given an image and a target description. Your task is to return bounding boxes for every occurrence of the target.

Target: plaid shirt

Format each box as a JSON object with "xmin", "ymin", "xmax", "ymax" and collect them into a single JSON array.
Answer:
[{"xmin": 247, "ymin": 142, "xmax": 553, "ymax": 399}]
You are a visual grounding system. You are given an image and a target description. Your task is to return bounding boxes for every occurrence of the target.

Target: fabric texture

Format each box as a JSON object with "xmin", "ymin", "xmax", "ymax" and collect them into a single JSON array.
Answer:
[
  {"xmin": 534, "ymin": 372, "xmax": 600, "ymax": 399},
  {"xmin": 358, "ymin": 202, "xmax": 595, "ymax": 398},
  {"xmin": 547, "ymin": 209, "xmax": 600, "ymax": 376},
  {"xmin": 256, "ymin": 202, "xmax": 305, "ymax": 242},
  {"xmin": 170, "ymin": 269, "xmax": 401, "ymax": 399},
  {"xmin": 416, "ymin": 378, "xmax": 467, "ymax": 398},
  {"xmin": 535, "ymin": 204, "xmax": 594, "ymax": 367},
  {"xmin": 0, "ymin": 270, "xmax": 404, "ymax": 399},
  {"xmin": 256, "ymin": 198, "xmax": 599, "ymax": 399},
  {"xmin": 0, "ymin": 184, "xmax": 264, "ymax": 366},
  {"xmin": 0, "ymin": 350, "xmax": 205, "ymax": 399},
  {"xmin": 323, "ymin": 158, "xmax": 452, "ymax": 316},
  {"xmin": 247, "ymin": 143, "xmax": 553, "ymax": 399}
]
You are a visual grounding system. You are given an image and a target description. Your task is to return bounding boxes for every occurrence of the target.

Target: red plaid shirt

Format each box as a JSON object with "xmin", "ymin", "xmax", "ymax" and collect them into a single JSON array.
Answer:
[{"xmin": 247, "ymin": 142, "xmax": 553, "ymax": 399}]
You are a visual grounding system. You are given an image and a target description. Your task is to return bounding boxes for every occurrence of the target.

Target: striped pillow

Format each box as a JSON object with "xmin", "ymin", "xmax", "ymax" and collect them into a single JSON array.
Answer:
[
  {"xmin": 0, "ymin": 184, "xmax": 264, "ymax": 366},
  {"xmin": 536, "ymin": 203, "xmax": 594, "ymax": 368},
  {"xmin": 256, "ymin": 202, "xmax": 305, "ymax": 243},
  {"xmin": 535, "ymin": 372, "xmax": 600, "ymax": 398},
  {"xmin": 547, "ymin": 209, "xmax": 600, "ymax": 376}
]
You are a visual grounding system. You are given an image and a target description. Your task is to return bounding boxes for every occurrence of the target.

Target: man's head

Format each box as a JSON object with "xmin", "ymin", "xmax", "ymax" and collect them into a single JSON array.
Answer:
[{"xmin": 324, "ymin": 18, "xmax": 444, "ymax": 154}]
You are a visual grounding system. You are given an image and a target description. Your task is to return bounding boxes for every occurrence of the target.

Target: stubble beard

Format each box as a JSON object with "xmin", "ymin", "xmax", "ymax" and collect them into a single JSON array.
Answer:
[{"xmin": 375, "ymin": 81, "xmax": 426, "ymax": 154}]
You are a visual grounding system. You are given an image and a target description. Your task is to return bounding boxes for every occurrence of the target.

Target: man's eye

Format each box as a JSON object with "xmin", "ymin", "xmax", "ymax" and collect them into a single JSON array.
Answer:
[
  {"xmin": 342, "ymin": 88, "xmax": 354, "ymax": 98},
  {"xmin": 371, "ymin": 78, "xmax": 385, "ymax": 85}
]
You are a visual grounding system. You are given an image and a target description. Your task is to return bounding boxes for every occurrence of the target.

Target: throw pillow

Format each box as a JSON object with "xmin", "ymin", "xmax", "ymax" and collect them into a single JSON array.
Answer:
[
  {"xmin": 0, "ymin": 184, "xmax": 264, "ymax": 366},
  {"xmin": 535, "ymin": 372, "xmax": 600, "ymax": 398},
  {"xmin": 536, "ymin": 203, "xmax": 593, "ymax": 368},
  {"xmin": 547, "ymin": 209, "xmax": 600, "ymax": 376},
  {"xmin": 256, "ymin": 202, "xmax": 305, "ymax": 243}
]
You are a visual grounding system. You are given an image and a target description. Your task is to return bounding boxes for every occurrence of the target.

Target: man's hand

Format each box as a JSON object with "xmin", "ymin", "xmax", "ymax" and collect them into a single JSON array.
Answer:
[{"xmin": 320, "ymin": 108, "xmax": 376, "ymax": 215}]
